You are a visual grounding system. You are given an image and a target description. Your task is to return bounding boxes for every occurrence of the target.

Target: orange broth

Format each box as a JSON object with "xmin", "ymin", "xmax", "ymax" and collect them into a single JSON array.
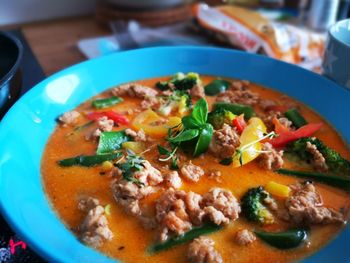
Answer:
[{"xmin": 41, "ymin": 76, "xmax": 350, "ymax": 263}]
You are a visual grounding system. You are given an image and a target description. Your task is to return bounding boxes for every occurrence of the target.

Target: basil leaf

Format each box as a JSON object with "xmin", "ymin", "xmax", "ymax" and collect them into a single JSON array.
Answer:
[
  {"xmin": 191, "ymin": 98, "xmax": 208, "ymax": 125},
  {"xmin": 204, "ymin": 79, "xmax": 230, "ymax": 96},
  {"xmin": 169, "ymin": 129, "xmax": 199, "ymax": 143},
  {"xmin": 97, "ymin": 131, "xmax": 130, "ymax": 154},
  {"xmin": 193, "ymin": 123, "xmax": 213, "ymax": 156},
  {"xmin": 182, "ymin": 115, "xmax": 201, "ymax": 129}
]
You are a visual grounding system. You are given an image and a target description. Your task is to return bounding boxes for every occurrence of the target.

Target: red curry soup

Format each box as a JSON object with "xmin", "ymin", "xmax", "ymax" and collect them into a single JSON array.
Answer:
[{"xmin": 42, "ymin": 73, "xmax": 350, "ymax": 263}]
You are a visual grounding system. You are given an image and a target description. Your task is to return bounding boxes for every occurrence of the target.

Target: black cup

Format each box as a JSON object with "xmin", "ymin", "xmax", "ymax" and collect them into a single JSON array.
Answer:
[{"xmin": 0, "ymin": 32, "xmax": 23, "ymax": 117}]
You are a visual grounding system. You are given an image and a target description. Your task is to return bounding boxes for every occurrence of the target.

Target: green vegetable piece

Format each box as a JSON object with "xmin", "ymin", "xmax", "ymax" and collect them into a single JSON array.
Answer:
[
  {"xmin": 219, "ymin": 157, "xmax": 233, "ymax": 165},
  {"xmin": 156, "ymin": 72, "xmax": 201, "ymax": 91},
  {"xmin": 117, "ymin": 150, "xmax": 145, "ymax": 186},
  {"xmin": 92, "ymin": 96, "xmax": 123, "ymax": 109},
  {"xmin": 192, "ymin": 98, "xmax": 208, "ymax": 124},
  {"xmin": 169, "ymin": 129, "xmax": 199, "ymax": 143},
  {"xmin": 204, "ymin": 79, "xmax": 230, "ymax": 96},
  {"xmin": 241, "ymin": 186, "xmax": 274, "ymax": 225},
  {"xmin": 58, "ymin": 152, "xmax": 121, "ymax": 167},
  {"xmin": 208, "ymin": 108, "xmax": 236, "ymax": 129},
  {"xmin": 194, "ymin": 123, "xmax": 213, "ymax": 157},
  {"xmin": 148, "ymin": 223, "xmax": 223, "ymax": 254},
  {"xmin": 288, "ymin": 137, "xmax": 350, "ymax": 175},
  {"xmin": 182, "ymin": 115, "xmax": 201, "ymax": 129},
  {"xmin": 97, "ymin": 131, "xmax": 130, "ymax": 154},
  {"xmin": 284, "ymin": 108, "xmax": 307, "ymax": 128},
  {"xmin": 212, "ymin": 102, "xmax": 254, "ymax": 120},
  {"xmin": 276, "ymin": 169, "xmax": 350, "ymax": 191},
  {"xmin": 255, "ymin": 228, "xmax": 308, "ymax": 249},
  {"xmin": 158, "ymin": 90, "xmax": 192, "ymax": 116}
]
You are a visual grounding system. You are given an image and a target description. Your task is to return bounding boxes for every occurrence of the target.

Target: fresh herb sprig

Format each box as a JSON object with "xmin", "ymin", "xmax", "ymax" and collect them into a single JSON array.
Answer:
[
  {"xmin": 158, "ymin": 145, "xmax": 179, "ymax": 169},
  {"xmin": 168, "ymin": 98, "xmax": 213, "ymax": 157},
  {"xmin": 220, "ymin": 131, "xmax": 276, "ymax": 166},
  {"xmin": 116, "ymin": 150, "xmax": 145, "ymax": 187}
]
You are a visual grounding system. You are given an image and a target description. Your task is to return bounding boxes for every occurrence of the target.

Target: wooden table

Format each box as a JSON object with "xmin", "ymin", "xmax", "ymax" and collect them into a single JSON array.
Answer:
[{"xmin": 21, "ymin": 16, "xmax": 109, "ymax": 76}]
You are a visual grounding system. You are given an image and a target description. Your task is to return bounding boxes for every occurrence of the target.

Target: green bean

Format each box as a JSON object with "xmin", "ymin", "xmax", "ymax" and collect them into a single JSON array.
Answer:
[
  {"xmin": 284, "ymin": 108, "xmax": 307, "ymax": 128},
  {"xmin": 276, "ymin": 169, "xmax": 350, "ymax": 191},
  {"xmin": 148, "ymin": 223, "xmax": 223, "ymax": 254},
  {"xmin": 92, "ymin": 96, "xmax": 123, "ymax": 109},
  {"xmin": 58, "ymin": 152, "xmax": 121, "ymax": 167}
]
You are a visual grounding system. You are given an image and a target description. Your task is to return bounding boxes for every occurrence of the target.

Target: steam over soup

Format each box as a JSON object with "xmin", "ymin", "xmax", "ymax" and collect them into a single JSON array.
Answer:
[{"xmin": 42, "ymin": 73, "xmax": 350, "ymax": 263}]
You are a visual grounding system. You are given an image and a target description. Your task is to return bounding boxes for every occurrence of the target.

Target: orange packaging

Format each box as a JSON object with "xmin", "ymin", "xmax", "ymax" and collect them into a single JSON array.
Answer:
[{"xmin": 193, "ymin": 4, "xmax": 325, "ymax": 71}]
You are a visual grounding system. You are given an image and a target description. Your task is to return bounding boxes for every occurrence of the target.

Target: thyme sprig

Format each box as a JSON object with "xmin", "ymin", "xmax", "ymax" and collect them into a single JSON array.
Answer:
[{"xmin": 158, "ymin": 145, "xmax": 179, "ymax": 170}]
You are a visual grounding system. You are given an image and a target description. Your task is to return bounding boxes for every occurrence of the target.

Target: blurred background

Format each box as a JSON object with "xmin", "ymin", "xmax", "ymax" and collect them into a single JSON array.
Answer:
[
  {"xmin": 1, "ymin": 0, "xmax": 350, "ymax": 74},
  {"xmin": 0, "ymin": 0, "xmax": 349, "ymax": 261}
]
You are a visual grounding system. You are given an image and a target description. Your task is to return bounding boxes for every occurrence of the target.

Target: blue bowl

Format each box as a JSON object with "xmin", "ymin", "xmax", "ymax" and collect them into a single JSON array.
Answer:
[{"xmin": 0, "ymin": 47, "xmax": 349, "ymax": 262}]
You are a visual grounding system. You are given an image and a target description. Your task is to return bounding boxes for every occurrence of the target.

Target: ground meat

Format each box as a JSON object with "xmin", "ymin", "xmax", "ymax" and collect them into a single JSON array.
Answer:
[
  {"xmin": 259, "ymin": 142, "xmax": 284, "ymax": 170},
  {"xmin": 155, "ymin": 187, "xmax": 241, "ymax": 241},
  {"xmin": 278, "ymin": 117, "xmax": 293, "ymax": 130},
  {"xmin": 284, "ymin": 182, "xmax": 344, "ymax": 224},
  {"xmin": 79, "ymin": 199, "xmax": 113, "ymax": 248},
  {"xmin": 263, "ymin": 195, "xmax": 278, "ymax": 211},
  {"xmin": 112, "ymin": 83, "xmax": 158, "ymax": 99},
  {"xmin": 140, "ymin": 96, "xmax": 159, "ymax": 110},
  {"xmin": 112, "ymin": 178, "xmax": 158, "ymax": 230},
  {"xmin": 78, "ymin": 197, "xmax": 100, "ymax": 211},
  {"xmin": 155, "ymin": 189, "xmax": 192, "ymax": 241},
  {"xmin": 190, "ymin": 84, "xmax": 205, "ymax": 98},
  {"xmin": 59, "ymin": 110, "xmax": 80, "ymax": 126},
  {"xmin": 261, "ymin": 110, "xmax": 282, "ymax": 131},
  {"xmin": 188, "ymin": 237, "xmax": 223, "ymax": 263},
  {"xmin": 164, "ymin": 171, "xmax": 182, "ymax": 189},
  {"xmin": 163, "ymin": 208, "xmax": 191, "ymax": 236},
  {"xmin": 185, "ymin": 191, "xmax": 205, "ymax": 225},
  {"xmin": 259, "ymin": 99, "xmax": 277, "ymax": 111},
  {"xmin": 134, "ymin": 160, "xmax": 163, "ymax": 186},
  {"xmin": 202, "ymin": 188, "xmax": 241, "ymax": 224},
  {"xmin": 235, "ymin": 229, "xmax": 256, "ymax": 246},
  {"xmin": 209, "ymin": 124, "xmax": 240, "ymax": 159},
  {"xmin": 203, "ymin": 206, "xmax": 229, "ymax": 225},
  {"xmin": 216, "ymin": 81, "xmax": 259, "ymax": 106},
  {"xmin": 181, "ymin": 162, "xmax": 205, "ymax": 182},
  {"xmin": 306, "ymin": 141, "xmax": 329, "ymax": 172},
  {"xmin": 88, "ymin": 116, "xmax": 114, "ymax": 139},
  {"xmin": 125, "ymin": 128, "xmax": 147, "ymax": 142}
]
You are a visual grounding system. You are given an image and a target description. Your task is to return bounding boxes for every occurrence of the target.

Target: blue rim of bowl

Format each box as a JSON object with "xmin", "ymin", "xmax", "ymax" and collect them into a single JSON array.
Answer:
[
  {"xmin": 0, "ymin": 46, "xmax": 349, "ymax": 262},
  {"xmin": 0, "ymin": 32, "xmax": 23, "ymax": 87},
  {"xmin": 329, "ymin": 19, "xmax": 350, "ymax": 49}
]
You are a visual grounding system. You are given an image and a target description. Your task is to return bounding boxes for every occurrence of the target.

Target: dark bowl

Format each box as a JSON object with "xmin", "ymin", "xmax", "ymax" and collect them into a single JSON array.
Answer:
[{"xmin": 0, "ymin": 32, "xmax": 23, "ymax": 116}]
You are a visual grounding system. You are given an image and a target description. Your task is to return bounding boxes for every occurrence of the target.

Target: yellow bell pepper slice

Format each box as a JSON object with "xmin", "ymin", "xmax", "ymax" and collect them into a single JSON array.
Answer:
[
  {"xmin": 265, "ymin": 181, "xmax": 291, "ymax": 198},
  {"xmin": 232, "ymin": 117, "xmax": 267, "ymax": 167},
  {"xmin": 132, "ymin": 109, "xmax": 181, "ymax": 138},
  {"xmin": 122, "ymin": 141, "xmax": 146, "ymax": 154}
]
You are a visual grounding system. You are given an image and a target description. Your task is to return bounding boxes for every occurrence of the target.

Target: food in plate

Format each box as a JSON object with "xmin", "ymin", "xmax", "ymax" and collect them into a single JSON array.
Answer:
[{"xmin": 42, "ymin": 73, "xmax": 350, "ymax": 262}]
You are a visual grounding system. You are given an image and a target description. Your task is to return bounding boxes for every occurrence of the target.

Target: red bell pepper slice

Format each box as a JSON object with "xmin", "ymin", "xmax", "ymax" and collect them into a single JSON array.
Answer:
[
  {"xmin": 232, "ymin": 114, "xmax": 247, "ymax": 133},
  {"xmin": 268, "ymin": 122, "xmax": 323, "ymax": 148},
  {"xmin": 87, "ymin": 111, "xmax": 129, "ymax": 125}
]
